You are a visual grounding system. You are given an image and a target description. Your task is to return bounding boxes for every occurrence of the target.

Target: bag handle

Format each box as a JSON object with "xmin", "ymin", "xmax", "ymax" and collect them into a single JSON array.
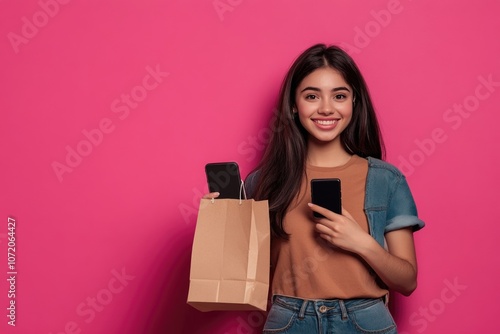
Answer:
[{"xmin": 239, "ymin": 180, "xmax": 247, "ymax": 204}]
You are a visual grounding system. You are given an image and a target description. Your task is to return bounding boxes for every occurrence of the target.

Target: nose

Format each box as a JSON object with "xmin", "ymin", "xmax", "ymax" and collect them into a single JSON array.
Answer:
[{"xmin": 318, "ymin": 99, "xmax": 334, "ymax": 115}]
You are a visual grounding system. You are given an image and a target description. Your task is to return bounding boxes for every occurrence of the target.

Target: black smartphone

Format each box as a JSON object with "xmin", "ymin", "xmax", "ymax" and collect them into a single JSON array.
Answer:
[
  {"xmin": 205, "ymin": 162, "xmax": 242, "ymax": 199},
  {"xmin": 311, "ymin": 178, "xmax": 342, "ymax": 218}
]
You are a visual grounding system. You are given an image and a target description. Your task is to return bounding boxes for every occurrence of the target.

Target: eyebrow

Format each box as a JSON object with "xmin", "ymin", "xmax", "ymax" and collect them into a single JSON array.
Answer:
[{"xmin": 300, "ymin": 86, "xmax": 351, "ymax": 93}]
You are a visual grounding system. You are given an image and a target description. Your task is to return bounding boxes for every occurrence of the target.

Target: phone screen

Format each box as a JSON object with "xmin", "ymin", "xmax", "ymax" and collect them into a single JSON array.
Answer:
[
  {"xmin": 311, "ymin": 178, "xmax": 342, "ymax": 218},
  {"xmin": 205, "ymin": 162, "xmax": 242, "ymax": 199}
]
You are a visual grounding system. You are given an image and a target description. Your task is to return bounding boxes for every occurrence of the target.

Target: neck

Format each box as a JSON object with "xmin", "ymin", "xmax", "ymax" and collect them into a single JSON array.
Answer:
[{"xmin": 307, "ymin": 137, "xmax": 352, "ymax": 167}]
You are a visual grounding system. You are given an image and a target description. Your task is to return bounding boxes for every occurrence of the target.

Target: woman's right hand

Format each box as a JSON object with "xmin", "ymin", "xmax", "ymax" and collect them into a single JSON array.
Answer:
[{"xmin": 202, "ymin": 192, "xmax": 220, "ymax": 200}]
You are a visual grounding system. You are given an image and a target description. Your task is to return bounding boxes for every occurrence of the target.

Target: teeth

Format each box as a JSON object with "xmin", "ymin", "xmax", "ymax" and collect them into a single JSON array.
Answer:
[{"xmin": 315, "ymin": 120, "xmax": 336, "ymax": 125}]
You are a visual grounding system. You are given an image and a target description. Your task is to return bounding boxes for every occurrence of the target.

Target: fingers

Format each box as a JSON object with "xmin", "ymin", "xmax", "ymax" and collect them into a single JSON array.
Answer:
[
  {"xmin": 202, "ymin": 192, "xmax": 220, "ymax": 199},
  {"xmin": 318, "ymin": 233, "xmax": 333, "ymax": 244},
  {"xmin": 307, "ymin": 203, "xmax": 341, "ymax": 220},
  {"xmin": 315, "ymin": 222, "xmax": 333, "ymax": 235}
]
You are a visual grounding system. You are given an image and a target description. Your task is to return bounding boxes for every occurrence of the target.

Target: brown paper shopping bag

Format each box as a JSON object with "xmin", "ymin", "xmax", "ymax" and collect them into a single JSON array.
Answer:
[{"xmin": 187, "ymin": 197, "xmax": 270, "ymax": 312}]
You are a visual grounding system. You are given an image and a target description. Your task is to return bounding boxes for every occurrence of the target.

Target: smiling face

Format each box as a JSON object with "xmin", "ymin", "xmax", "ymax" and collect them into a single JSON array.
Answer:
[{"xmin": 295, "ymin": 66, "xmax": 354, "ymax": 146}]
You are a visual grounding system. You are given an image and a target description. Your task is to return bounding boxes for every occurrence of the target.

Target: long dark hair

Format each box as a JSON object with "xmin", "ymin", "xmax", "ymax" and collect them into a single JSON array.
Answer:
[{"xmin": 252, "ymin": 44, "xmax": 385, "ymax": 239}]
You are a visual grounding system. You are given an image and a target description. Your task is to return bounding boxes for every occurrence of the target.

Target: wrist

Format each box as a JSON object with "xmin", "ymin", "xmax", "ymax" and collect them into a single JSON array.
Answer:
[{"xmin": 355, "ymin": 234, "xmax": 380, "ymax": 259}]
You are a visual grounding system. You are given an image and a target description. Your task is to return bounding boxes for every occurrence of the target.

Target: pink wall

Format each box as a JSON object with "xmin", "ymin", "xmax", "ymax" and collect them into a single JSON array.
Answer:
[{"xmin": 1, "ymin": 0, "xmax": 499, "ymax": 333}]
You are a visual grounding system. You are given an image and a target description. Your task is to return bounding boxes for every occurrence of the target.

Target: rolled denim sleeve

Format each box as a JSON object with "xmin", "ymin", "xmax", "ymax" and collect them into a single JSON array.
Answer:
[{"xmin": 385, "ymin": 176, "xmax": 425, "ymax": 233}]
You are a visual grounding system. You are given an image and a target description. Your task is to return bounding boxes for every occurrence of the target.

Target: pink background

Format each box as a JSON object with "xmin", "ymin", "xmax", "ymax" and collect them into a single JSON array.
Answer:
[{"xmin": 1, "ymin": 0, "xmax": 499, "ymax": 333}]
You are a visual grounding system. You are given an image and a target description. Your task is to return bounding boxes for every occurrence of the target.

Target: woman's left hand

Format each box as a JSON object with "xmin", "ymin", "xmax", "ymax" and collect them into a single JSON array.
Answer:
[{"xmin": 308, "ymin": 203, "xmax": 371, "ymax": 254}]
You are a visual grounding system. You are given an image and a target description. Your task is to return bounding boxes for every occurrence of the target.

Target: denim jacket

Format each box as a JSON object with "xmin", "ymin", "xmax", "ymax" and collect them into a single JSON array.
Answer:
[{"xmin": 245, "ymin": 157, "xmax": 425, "ymax": 247}]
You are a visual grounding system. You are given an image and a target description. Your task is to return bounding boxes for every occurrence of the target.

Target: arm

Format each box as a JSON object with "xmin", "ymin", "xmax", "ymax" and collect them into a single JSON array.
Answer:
[
  {"xmin": 310, "ymin": 203, "xmax": 418, "ymax": 296},
  {"xmin": 356, "ymin": 227, "xmax": 417, "ymax": 296}
]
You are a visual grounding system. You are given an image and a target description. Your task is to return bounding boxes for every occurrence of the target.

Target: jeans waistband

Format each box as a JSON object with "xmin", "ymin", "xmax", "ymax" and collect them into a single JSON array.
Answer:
[{"xmin": 272, "ymin": 295, "xmax": 384, "ymax": 320}]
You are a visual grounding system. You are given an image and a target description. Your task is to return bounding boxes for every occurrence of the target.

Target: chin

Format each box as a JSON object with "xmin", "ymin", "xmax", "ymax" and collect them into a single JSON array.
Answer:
[{"xmin": 310, "ymin": 135, "xmax": 340, "ymax": 144}]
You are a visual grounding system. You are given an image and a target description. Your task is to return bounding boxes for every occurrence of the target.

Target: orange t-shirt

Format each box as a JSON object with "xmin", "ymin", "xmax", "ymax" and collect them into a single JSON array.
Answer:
[{"xmin": 270, "ymin": 155, "xmax": 388, "ymax": 299}]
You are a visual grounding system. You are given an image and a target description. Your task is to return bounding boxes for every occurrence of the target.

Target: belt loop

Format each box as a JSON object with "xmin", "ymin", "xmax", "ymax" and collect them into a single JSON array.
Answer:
[
  {"xmin": 298, "ymin": 299, "xmax": 308, "ymax": 319},
  {"xmin": 339, "ymin": 300, "xmax": 348, "ymax": 320}
]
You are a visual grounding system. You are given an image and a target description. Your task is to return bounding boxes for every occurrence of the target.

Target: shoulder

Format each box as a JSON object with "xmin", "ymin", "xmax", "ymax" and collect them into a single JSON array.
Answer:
[
  {"xmin": 367, "ymin": 156, "xmax": 404, "ymax": 179},
  {"xmin": 244, "ymin": 170, "xmax": 261, "ymax": 198}
]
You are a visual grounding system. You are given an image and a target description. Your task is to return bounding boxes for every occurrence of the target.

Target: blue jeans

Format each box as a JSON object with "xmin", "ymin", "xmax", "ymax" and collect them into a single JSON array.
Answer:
[{"xmin": 262, "ymin": 295, "xmax": 397, "ymax": 334}]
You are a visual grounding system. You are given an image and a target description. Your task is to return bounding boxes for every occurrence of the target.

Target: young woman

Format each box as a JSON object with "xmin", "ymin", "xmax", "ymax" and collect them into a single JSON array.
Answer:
[{"xmin": 207, "ymin": 44, "xmax": 424, "ymax": 333}]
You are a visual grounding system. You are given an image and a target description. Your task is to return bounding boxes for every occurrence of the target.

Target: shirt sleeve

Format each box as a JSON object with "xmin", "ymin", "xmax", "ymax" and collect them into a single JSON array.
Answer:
[
  {"xmin": 244, "ymin": 171, "xmax": 260, "ymax": 199},
  {"xmin": 385, "ymin": 175, "xmax": 425, "ymax": 233}
]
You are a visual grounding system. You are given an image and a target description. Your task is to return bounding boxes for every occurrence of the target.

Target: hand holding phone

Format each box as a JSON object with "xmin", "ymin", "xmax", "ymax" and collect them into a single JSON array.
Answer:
[
  {"xmin": 205, "ymin": 162, "xmax": 242, "ymax": 199},
  {"xmin": 311, "ymin": 178, "xmax": 342, "ymax": 218}
]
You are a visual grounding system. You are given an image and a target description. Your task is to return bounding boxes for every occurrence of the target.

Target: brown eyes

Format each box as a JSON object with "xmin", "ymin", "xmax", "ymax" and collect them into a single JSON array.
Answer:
[{"xmin": 304, "ymin": 94, "xmax": 347, "ymax": 100}]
